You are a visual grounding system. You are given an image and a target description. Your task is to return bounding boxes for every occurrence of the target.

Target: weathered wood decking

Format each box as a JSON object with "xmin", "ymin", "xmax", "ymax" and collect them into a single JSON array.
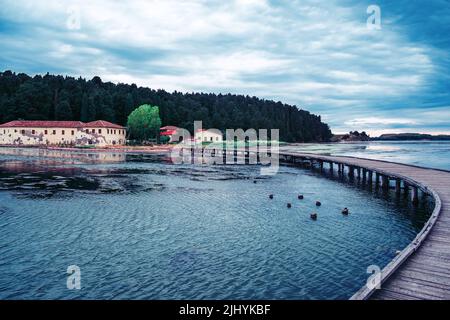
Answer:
[{"xmin": 276, "ymin": 151, "xmax": 450, "ymax": 300}]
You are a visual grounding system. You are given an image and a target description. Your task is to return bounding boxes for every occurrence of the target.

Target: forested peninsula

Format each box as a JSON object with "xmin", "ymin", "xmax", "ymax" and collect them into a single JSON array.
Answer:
[{"xmin": 0, "ymin": 71, "xmax": 332, "ymax": 142}]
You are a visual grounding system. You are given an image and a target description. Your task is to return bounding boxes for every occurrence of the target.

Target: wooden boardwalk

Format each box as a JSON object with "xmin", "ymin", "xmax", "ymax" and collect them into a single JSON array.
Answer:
[
  {"xmin": 179, "ymin": 147, "xmax": 450, "ymax": 299},
  {"xmin": 277, "ymin": 152, "xmax": 450, "ymax": 300}
]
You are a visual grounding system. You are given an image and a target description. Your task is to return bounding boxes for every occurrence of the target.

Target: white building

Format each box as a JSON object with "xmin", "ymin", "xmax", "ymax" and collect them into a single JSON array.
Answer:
[
  {"xmin": 0, "ymin": 120, "xmax": 127, "ymax": 147},
  {"xmin": 194, "ymin": 129, "xmax": 223, "ymax": 143}
]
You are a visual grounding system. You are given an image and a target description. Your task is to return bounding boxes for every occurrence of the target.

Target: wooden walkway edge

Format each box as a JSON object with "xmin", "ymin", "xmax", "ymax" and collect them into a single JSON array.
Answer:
[{"xmin": 276, "ymin": 152, "xmax": 449, "ymax": 300}]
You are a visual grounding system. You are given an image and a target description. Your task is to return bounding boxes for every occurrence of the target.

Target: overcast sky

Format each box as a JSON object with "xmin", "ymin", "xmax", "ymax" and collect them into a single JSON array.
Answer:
[{"xmin": 1, "ymin": 0, "xmax": 449, "ymax": 135}]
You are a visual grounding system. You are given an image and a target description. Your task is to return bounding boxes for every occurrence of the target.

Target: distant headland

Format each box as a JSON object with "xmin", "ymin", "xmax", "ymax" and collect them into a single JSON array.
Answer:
[
  {"xmin": 332, "ymin": 131, "xmax": 450, "ymax": 142},
  {"xmin": 373, "ymin": 133, "xmax": 450, "ymax": 141},
  {"xmin": 331, "ymin": 131, "xmax": 370, "ymax": 142}
]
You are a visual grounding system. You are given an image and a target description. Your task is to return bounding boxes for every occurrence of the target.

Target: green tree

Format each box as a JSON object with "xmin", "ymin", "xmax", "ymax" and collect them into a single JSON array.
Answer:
[
  {"xmin": 55, "ymin": 90, "xmax": 73, "ymax": 120},
  {"xmin": 127, "ymin": 104, "xmax": 162, "ymax": 141},
  {"xmin": 84, "ymin": 93, "xmax": 98, "ymax": 121},
  {"xmin": 80, "ymin": 93, "xmax": 90, "ymax": 122}
]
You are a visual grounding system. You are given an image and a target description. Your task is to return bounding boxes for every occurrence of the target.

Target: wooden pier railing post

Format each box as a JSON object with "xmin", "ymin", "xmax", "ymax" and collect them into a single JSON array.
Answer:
[
  {"xmin": 349, "ymin": 166, "xmax": 354, "ymax": 178},
  {"xmin": 396, "ymin": 179, "xmax": 402, "ymax": 194},
  {"xmin": 404, "ymin": 182, "xmax": 410, "ymax": 198},
  {"xmin": 382, "ymin": 175, "xmax": 390, "ymax": 190},
  {"xmin": 412, "ymin": 186, "xmax": 419, "ymax": 204}
]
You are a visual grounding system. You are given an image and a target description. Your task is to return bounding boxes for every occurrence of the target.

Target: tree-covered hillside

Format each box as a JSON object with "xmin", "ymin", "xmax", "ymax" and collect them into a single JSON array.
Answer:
[{"xmin": 0, "ymin": 71, "xmax": 332, "ymax": 142}]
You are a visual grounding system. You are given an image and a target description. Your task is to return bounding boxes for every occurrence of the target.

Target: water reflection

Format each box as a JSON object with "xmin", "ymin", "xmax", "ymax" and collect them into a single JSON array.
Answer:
[
  {"xmin": 0, "ymin": 151, "xmax": 263, "ymax": 199},
  {"xmin": 0, "ymin": 147, "xmax": 127, "ymax": 163}
]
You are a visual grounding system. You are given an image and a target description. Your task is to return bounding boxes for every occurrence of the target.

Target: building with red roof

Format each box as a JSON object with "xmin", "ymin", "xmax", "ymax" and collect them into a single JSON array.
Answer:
[
  {"xmin": 0, "ymin": 120, "xmax": 127, "ymax": 147},
  {"xmin": 0, "ymin": 120, "xmax": 85, "ymax": 128},
  {"xmin": 160, "ymin": 125, "xmax": 182, "ymax": 143}
]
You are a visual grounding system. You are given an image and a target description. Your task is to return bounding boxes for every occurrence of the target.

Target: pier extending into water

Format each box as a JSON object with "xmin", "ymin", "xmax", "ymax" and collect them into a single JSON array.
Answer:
[
  {"xmin": 276, "ymin": 151, "xmax": 449, "ymax": 300},
  {"xmin": 179, "ymin": 147, "xmax": 450, "ymax": 299}
]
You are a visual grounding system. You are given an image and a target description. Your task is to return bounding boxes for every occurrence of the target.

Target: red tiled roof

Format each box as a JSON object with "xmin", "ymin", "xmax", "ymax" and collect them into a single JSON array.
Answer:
[
  {"xmin": 160, "ymin": 126, "xmax": 179, "ymax": 130},
  {"xmin": 161, "ymin": 129, "xmax": 177, "ymax": 136},
  {"xmin": 0, "ymin": 120, "xmax": 85, "ymax": 128},
  {"xmin": 84, "ymin": 120, "xmax": 125, "ymax": 129},
  {"xmin": 0, "ymin": 120, "xmax": 125, "ymax": 129}
]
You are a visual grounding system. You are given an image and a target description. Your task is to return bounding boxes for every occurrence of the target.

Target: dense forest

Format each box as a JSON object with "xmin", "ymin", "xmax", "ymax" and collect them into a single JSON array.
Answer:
[
  {"xmin": 375, "ymin": 133, "xmax": 450, "ymax": 141},
  {"xmin": 0, "ymin": 71, "xmax": 332, "ymax": 142}
]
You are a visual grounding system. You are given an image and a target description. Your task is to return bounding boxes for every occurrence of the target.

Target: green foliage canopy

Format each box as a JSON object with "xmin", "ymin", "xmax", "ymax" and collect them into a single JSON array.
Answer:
[
  {"xmin": 127, "ymin": 104, "xmax": 162, "ymax": 141},
  {"xmin": 0, "ymin": 71, "xmax": 332, "ymax": 142}
]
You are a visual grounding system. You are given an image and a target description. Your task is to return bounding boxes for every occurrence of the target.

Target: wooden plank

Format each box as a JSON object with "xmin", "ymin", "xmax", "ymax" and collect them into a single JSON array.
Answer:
[
  {"xmin": 406, "ymin": 266, "xmax": 450, "ymax": 282},
  {"xmin": 376, "ymin": 283, "xmax": 445, "ymax": 300},
  {"xmin": 371, "ymin": 288, "xmax": 423, "ymax": 300},
  {"xmin": 396, "ymin": 271, "xmax": 450, "ymax": 288}
]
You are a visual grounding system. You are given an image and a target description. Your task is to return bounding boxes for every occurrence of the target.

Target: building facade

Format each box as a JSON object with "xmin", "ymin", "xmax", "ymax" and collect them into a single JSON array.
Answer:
[
  {"xmin": 160, "ymin": 126, "xmax": 182, "ymax": 143},
  {"xmin": 0, "ymin": 120, "xmax": 126, "ymax": 147},
  {"xmin": 195, "ymin": 129, "xmax": 223, "ymax": 143},
  {"xmin": 160, "ymin": 126, "xmax": 223, "ymax": 144}
]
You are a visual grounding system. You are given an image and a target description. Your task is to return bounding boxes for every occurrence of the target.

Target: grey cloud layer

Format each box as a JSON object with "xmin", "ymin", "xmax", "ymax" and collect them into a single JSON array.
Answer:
[{"xmin": 0, "ymin": 0, "xmax": 448, "ymax": 134}]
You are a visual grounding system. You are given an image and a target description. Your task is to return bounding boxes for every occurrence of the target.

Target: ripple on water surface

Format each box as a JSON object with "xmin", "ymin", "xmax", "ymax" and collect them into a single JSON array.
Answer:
[{"xmin": 0, "ymin": 152, "xmax": 433, "ymax": 299}]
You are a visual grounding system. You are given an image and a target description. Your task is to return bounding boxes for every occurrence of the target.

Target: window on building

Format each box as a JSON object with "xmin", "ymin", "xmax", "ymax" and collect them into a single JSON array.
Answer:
[
  {"xmin": 99, "ymin": 129, "xmax": 102, "ymax": 134},
  {"xmin": 62, "ymin": 130, "xmax": 65, "ymax": 135},
  {"xmin": 216, "ymin": 137, "xmax": 219, "ymax": 141},
  {"xmin": 14, "ymin": 129, "xmax": 17, "ymax": 133},
  {"xmin": 204, "ymin": 137, "xmax": 207, "ymax": 141},
  {"xmin": 210, "ymin": 137, "xmax": 213, "ymax": 141},
  {"xmin": 86, "ymin": 129, "xmax": 89, "ymax": 134},
  {"xmin": 92, "ymin": 129, "xmax": 96, "ymax": 133},
  {"xmin": 21, "ymin": 130, "xmax": 25, "ymax": 134},
  {"xmin": 107, "ymin": 129, "xmax": 109, "ymax": 134},
  {"xmin": 53, "ymin": 130, "xmax": 56, "ymax": 135},
  {"xmin": 71, "ymin": 130, "xmax": 75, "ymax": 135},
  {"xmin": 45, "ymin": 130, "xmax": 48, "ymax": 135},
  {"xmin": 32, "ymin": 130, "xmax": 35, "ymax": 134}
]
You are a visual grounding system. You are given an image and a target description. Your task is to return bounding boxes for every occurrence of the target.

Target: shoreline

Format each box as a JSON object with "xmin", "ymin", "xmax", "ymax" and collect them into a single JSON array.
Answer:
[{"xmin": 0, "ymin": 144, "xmax": 174, "ymax": 154}]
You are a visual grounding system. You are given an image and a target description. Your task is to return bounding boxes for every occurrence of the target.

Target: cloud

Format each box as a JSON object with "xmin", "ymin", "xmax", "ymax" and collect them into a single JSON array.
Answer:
[
  {"xmin": 0, "ymin": 0, "xmax": 449, "ymax": 135},
  {"xmin": 344, "ymin": 117, "xmax": 418, "ymax": 127}
]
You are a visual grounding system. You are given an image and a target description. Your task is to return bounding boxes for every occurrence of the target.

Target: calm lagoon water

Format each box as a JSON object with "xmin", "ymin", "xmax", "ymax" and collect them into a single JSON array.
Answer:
[
  {"xmin": 281, "ymin": 140, "xmax": 450, "ymax": 171},
  {"xmin": 0, "ymin": 147, "xmax": 433, "ymax": 300}
]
